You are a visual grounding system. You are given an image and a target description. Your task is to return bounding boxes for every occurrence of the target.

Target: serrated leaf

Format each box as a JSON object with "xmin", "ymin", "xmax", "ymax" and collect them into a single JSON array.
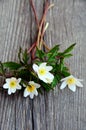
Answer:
[
  {"xmin": 3, "ymin": 62, "xmax": 22, "ymax": 70},
  {"xmin": 63, "ymin": 43, "xmax": 76, "ymax": 54}
]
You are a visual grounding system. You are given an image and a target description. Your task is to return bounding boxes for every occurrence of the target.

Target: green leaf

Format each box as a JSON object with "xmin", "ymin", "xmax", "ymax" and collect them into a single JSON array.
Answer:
[
  {"xmin": 47, "ymin": 45, "xmax": 60, "ymax": 62},
  {"xmin": 0, "ymin": 67, "xmax": 3, "ymax": 74},
  {"xmin": 61, "ymin": 65, "xmax": 70, "ymax": 77},
  {"xmin": 3, "ymin": 62, "xmax": 22, "ymax": 70},
  {"xmin": 0, "ymin": 62, "xmax": 5, "ymax": 75},
  {"xmin": 0, "ymin": 62, "xmax": 3, "ymax": 73},
  {"xmin": 60, "ymin": 63, "xmax": 64, "ymax": 71},
  {"xmin": 18, "ymin": 47, "xmax": 22, "ymax": 62},
  {"xmin": 51, "ymin": 75, "xmax": 58, "ymax": 88},
  {"xmin": 17, "ymin": 69, "xmax": 30, "ymax": 80},
  {"xmin": 47, "ymin": 52, "xmax": 57, "ymax": 62},
  {"xmin": 41, "ymin": 81, "xmax": 53, "ymax": 91},
  {"xmin": 60, "ymin": 59, "xmax": 64, "ymax": 71},
  {"xmin": 63, "ymin": 54, "xmax": 73, "ymax": 58},
  {"xmin": 48, "ymin": 45, "xmax": 59, "ymax": 53},
  {"xmin": 36, "ymin": 48, "xmax": 45, "ymax": 59},
  {"xmin": 62, "ymin": 70, "xmax": 70, "ymax": 77},
  {"xmin": 22, "ymin": 49, "xmax": 29, "ymax": 64},
  {"xmin": 63, "ymin": 43, "xmax": 76, "ymax": 54},
  {"xmin": 37, "ymin": 88, "xmax": 43, "ymax": 94}
]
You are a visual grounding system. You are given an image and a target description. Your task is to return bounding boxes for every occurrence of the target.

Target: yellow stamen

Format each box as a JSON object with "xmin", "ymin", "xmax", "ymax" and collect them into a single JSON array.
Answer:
[
  {"xmin": 67, "ymin": 78, "xmax": 76, "ymax": 85},
  {"xmin": 38, "ymin": 68, "xmax": 46, "ymax": 76},
  {"xmin": 10, "ymin": 80, "xmax": 17, "ymax": 88},
  {"xmin": 27, "ymin": 85, "xmax": 35, "ymax": 92}
]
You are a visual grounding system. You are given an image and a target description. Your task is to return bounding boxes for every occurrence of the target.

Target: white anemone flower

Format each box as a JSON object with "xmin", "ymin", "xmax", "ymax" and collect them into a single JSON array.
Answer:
[
  {"xmin": 60, "ymin": 75, "xmax": 83, "ymax": 92},
  {"xmin": 33, "ymin": 62, "xmax": 54, "ymax": 84},
  {"xmin": 24, "ymin": 81, "xmax": 40, "ymax": 99},
  {"xmin": 3, "ymin": 77, "xmax": 22, "ymax": 95}
]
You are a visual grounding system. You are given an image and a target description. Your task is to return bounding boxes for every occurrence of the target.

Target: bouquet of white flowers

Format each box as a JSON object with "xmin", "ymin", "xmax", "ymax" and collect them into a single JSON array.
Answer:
[{"xmin": 0, "ymin": 0, "xmax": 83, "ymax": 99}]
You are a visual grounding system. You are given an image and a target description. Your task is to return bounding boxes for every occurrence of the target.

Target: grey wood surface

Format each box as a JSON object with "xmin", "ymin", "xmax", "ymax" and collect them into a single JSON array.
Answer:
[{"xmin": 0, "ymin": 0, "xmax": 86, "ymax": 130}]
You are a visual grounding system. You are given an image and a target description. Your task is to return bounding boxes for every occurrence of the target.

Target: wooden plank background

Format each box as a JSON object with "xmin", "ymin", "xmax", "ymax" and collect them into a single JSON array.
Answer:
[{"xmin": 0, "ymin": 0, "xmax": 86, "ymax": 130}]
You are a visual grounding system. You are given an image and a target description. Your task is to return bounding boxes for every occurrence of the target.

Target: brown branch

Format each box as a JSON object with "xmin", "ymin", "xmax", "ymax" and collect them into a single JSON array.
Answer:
[
  {"xmin": 29, "ymin": 0, "xmax": 54, "ymax": 59},
  {"xmin": 36, "ymin": 1, "xmax": 49, "ymax": 48},
  {"xmin": 30, "ymin": 0, "xmax": 39, "ymax": 27},
  {"xmin": 27, "ymin": 42, "xmax": 36, "ymax": 53}
]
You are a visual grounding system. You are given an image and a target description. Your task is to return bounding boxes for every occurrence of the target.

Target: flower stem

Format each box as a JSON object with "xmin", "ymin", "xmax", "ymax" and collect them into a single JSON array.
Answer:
[
  {"xmin": 29, "ymin": 0, "xmax": 54, "ymax": 60},
  {"xmin": 30, "ymin": 0, "xmax": 39, "ymax": 28}
]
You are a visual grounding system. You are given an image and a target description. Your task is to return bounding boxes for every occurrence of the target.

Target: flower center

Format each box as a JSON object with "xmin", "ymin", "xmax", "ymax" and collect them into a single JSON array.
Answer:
[
  {"xmin": 10, "ymin": 80, "xmax": 17, "ymax": 88},
  {"xmin": 38, "ymin": 68, "xmax": 46, "ymax": 76},
  {"xmin": 67, "ymin": 78, "xmax": 76, "ymax": 85},
  {"xmin": 27, "ymin": 85, "xmax": 35, "ymax": 92}
]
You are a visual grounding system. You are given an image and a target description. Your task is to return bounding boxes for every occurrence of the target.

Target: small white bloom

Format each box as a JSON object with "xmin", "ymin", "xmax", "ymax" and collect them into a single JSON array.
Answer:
[
  {"xmin": 33, "ymin": 62, "xmax": 54, "ymax": 84},
  {"xmin": 3, "ymin": 77, "xmax": 22, "ymax": 95},
  {"xmin": 60, "ymin": 75, "xmax": 83, "ymax": 92},
  {"xmin": 23, "ymin": 81, "xmax": 40, "ymax": 99}
]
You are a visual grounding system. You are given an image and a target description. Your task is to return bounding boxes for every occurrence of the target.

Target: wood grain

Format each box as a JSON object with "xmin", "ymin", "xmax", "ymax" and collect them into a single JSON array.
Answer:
[{"xmin": 0, "ymin": 0, "xmax": 86, "ymax": 130}]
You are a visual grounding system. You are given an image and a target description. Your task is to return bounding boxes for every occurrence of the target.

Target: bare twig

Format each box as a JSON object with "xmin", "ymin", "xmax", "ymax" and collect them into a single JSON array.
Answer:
[
  {"xmin": 28, "ymin": 0, "xmax": 54, "ymax": 60},
  {"xmin": 30, "ymin": 0, "xmax": 39, "ymax": 27}
]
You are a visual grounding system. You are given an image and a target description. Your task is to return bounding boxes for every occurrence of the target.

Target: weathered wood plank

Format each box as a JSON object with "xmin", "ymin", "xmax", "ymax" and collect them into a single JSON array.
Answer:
[
  {"xmin": 44, "ymin": 0, "xmax": 86, "ymax": 130},
  {"xmin": 0, "ymin": 0, "xmax": 33, "ymax": 130},
  {"xmin": 0, "ymin": 0, "xmax": 86, "ymax": 130}
]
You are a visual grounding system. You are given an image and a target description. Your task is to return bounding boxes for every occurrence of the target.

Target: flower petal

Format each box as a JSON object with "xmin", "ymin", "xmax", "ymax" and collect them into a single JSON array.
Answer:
[
  {"xmin": 60, "ymin": 81, "xmax": 67, "ymax": 89},
  {"xmin": 39, "ymin": 62, "xmax": 47, "ymax": 68},
  {"xmin": 75, "ymin": 80, "xmax": 83, "ymax": 87},
  {"xmin": 38, "ymin": 72, "xmax": 54, "ymax": 83},
  {"xmin": 34, "ymin": 90, "xmax": 38, "ymax": 96},
  {"xmin": 37, "ymin": 74, "xmax": 47, "ymax": 82},
  {"xmin": 23, "ymin": 84, "xmax": 26, "ymax": 87},
  {"xmin": 17, "ymin": 85, "xmax": 22, "ymax": 90},
  {"xmin": 68, "ymin": 85, "xmax": 76, "ymax": 92},
  {"xmin": 35, "ymin": 83, "xmax": 41, "ymax": 88},
  {"xmin": 33, "ymin": 64, "xmax": 39, "ymax": 72},
  {"xmin": 18, "ymin": 78, "xmax": 21, "ymax": 83},
  {"xmin": 24, "ymin": 89, "xmax": 29, "ymax": 97},
  {"xmin": 38, "ymin": 75, "xmax": 48, "ymax": 83},
  {"xmin": 30, "ymin": 93, "xmax": 34, "ymax": 99},
  {"xmin": 29, "ymin": 81, "xmax": 40, "ymax": 88},
  {"xmin": 29, "ymin": 81, "xmax": 35, "ymax": 85},
  {"xmin": 6, "ymin": 78, "xmax": 11, "ymax": 83},
  {"xmin": 3, "ymin": 83, "xmax": 9, "ymax": 89},
  {"xmin": 11, "ymin": 77, "xmax": 17, "ymax": 81},
  {"xmin": 45, "ymin": 72, "xmax": 54, "ymax": 82},
  {"xmin": 46, "ymin": 72, "xmax": 54, "ymax": 79},
  {"xmin": 61, "ymin": 75, "xmax": 72, "ymax": 81},
  {"xmin": 11, "ymin": 88, "xmax": 16, "ymax": 93},
  {"xmin": 8, "ymin": 89, "xmax": 12, "ymax": 95},
  {"xmin": 46, "ymin": 66, "xmax": 53, "ymax": 71},
  {"xmin": 76, "ymin": 78, "xmax": 83, "ymax": 82}
]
